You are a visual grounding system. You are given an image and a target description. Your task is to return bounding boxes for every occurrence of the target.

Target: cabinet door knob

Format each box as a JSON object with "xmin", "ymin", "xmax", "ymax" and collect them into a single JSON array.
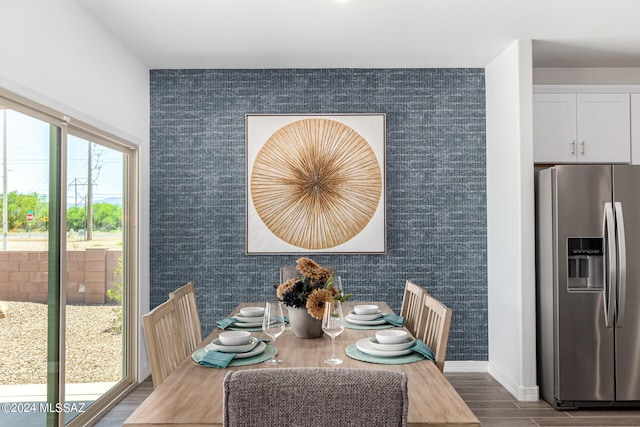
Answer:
[
  {"xmin": 581, "ymin": 140, "xmax": 586, "ymax": 156},
  {"xmin": 571, "ymin": 140, "xmax": 576, "ymax": 155}
]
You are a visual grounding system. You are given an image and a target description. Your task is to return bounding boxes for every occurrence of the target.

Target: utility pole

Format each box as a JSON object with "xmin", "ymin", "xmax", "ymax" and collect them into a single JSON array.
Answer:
[{"xmin": 86, "ymin": 142, "xmax": 92, "ymax": 241}]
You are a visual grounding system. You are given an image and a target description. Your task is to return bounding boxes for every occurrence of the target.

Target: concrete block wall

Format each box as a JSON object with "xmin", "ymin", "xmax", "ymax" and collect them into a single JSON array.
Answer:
[{"xmin": 0, "ymin": 248, "xmax": 122, "ymax": 304}]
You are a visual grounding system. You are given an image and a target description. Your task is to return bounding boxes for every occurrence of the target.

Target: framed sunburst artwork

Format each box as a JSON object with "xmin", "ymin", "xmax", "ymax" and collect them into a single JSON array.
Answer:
[{"xmin": 246, "ymin": 114, "xmax": 386, "ymax": 254}]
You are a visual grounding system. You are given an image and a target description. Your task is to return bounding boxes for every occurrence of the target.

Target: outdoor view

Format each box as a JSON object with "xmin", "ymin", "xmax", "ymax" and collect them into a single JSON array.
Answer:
[{"xmin": 0, "ymin": 108, "xmax": 126, "ymax": 425}]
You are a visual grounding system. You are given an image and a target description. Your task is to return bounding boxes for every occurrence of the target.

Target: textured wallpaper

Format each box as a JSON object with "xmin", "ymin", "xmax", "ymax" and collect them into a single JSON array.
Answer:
[{"xmin": 150, "ymin": 68, "xmax": 487, "ymax": 361}]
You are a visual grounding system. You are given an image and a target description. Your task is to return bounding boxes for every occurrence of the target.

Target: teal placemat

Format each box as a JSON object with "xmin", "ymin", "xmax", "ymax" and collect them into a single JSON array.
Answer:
[
  {"xmin": 230, "ymin": 345, "xmax": 278, "ymax": 367},
  {"xmin": 345, "ymin": 344, "xmax": 424, "ymax": 365},
  {"xmin": 344, "ymin": 321, "xmax": 395, "ymax": 330},
  {"xmin": 192, "ymin": 345, "xmax": 278, "ymax": 367}
]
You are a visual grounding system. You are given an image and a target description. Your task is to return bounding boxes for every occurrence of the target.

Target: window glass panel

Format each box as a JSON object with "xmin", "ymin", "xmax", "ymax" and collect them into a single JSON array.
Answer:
[
  {"xmin": 64, "ymin": 135, "xmax": 126, "ymax": 423},
  {"xmin": 0, "ymin": 107, "xmax": 54, "ymax": 425}
]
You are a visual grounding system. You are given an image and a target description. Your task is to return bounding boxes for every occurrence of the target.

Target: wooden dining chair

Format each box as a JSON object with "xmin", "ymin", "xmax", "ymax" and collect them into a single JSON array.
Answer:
[
  {"xmin": 279, "ymin": 266, "xmax": 299, "ymax": 282},
  {"xmin": 223, "ymin": 368, "xmax": 408, "ymax": 427},
  {"xmin": 400, "ymin": 280, "xmax": 426, "ymax": 336},
  {"xmin": 142, "ymin": 299, "xmax": 187, "ymax": 388},
  {"xmin": 169, "ymin": 281, "xmax": 202, "ymax": 355},
  {"xmin": 416, "ymin": 293, "xmax": 453, "ymax": 372}
]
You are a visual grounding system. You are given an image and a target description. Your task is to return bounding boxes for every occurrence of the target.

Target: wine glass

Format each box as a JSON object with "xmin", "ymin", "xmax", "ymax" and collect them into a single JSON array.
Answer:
[
  {"xmin": 322, "ymin": 301, "xmax": 345, "ymax": 364},
  {"xmin": 262, "ymin": 301, "xmax": 285, "ymax": 365},
  {"xmin": 334, "ymin": 275, "xmax": 343, "ymax": 292}
]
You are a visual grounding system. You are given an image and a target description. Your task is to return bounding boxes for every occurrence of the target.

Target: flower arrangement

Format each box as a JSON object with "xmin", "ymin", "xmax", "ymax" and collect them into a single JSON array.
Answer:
[{"xmin": 275, "ymin": 257, "xmax": 352, "ymax": 319}]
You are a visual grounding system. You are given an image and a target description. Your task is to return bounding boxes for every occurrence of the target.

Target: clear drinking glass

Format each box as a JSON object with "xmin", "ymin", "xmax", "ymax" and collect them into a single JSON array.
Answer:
[
  {"xmin": 322, "ymin": 301, "xmax": 345, "ymax": 364},
  {"xmin": 262, "ymin": 301, "xmax": 285, "ymax": 365},
  {"xmin": 334, "ymin": 275, "xmax": 343, "ymax": 292}
]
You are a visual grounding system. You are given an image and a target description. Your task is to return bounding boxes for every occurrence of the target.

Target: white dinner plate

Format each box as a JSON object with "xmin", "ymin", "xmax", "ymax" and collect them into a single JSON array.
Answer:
[
  {"xmin": 204, "ymin": 341, "xmax": 266, "ymax": 359},
  {"xmin": 355, "ymin": 338, "xmax": 413, "ymax": 357},
  {"xmin": 231, "ymin": 320, "xmax": 263, "ymax": 327},
  {"xmin": 368, "ymin": 336, "xmax": 416, "ymax": 351},
  {"xmin": 345, "ymin": 314, "xmax": 387, "ymax": 325},
  {"xmin": 209, "ymin": 337, "xmax": 259, "ymax": 353},
  {"xmin": 347, "ymin": 310, "xmax": 383, "ymax": 321},
  {"xmin": 233, "ymin": 315, "xmax": 264, "ymax": 323}
]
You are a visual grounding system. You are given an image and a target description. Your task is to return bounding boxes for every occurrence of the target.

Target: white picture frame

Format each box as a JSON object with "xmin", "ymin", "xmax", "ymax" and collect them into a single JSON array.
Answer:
[{"xmin": 246, "ymin": 114, "xmax": 386, "ymax": 254}]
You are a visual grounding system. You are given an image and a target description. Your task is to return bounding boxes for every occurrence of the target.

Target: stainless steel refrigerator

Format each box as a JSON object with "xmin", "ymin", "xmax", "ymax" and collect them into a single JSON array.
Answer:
[{"xmin": 536, "ymin": 165, "xmax": 640, "ymax": 409}]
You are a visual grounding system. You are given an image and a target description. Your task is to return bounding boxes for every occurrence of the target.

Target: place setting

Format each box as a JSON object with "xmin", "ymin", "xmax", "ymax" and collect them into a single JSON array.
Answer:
[
  {"xmin": 195, "ymin": 302, "xmax": 286, "ymax": 368},
  {"xmin": 216, "ymin": 305, "xmax": 285, "ymax": 332},
  {"xmin": 344, "ymin": 304, "xmax": 405, "ymax": 330},
  {"xmin": 191, "ymin": 330, "xmax": 277, "ymax": 368},
  {"xmin": 345, "ymin": 330, "xmax": 436, "ymax": 365}
]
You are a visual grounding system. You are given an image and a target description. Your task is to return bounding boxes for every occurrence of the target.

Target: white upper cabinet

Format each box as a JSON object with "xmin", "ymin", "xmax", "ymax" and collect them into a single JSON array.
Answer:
[
  {"xmin": 577, "ymin": 94, "xmax": 630, "ymax": 163},
  {"xmin": 533, "ymin": 93, "xmax": 630, "ymax": 164},
  {"xmin": 533, "ymin": 94, "xmax": 577, "ymax": 163}
]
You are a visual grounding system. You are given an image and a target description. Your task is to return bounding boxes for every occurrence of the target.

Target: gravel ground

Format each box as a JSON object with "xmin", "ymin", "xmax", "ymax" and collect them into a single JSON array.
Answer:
[{"xmin": 0, "ymin": 301, "xmax": 123, "ymax": 385}]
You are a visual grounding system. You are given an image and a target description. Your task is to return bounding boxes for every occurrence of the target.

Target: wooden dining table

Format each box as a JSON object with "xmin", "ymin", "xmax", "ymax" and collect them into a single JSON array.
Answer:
[{"xmin": 124, "ymin": 302, "xmax": 480, "ymax": 427}]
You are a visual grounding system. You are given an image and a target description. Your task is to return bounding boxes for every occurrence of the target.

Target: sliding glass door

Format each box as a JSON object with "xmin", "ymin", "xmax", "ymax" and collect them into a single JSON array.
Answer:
[{"xmin": 0, "ymin": 93, "xmax": 138, "ymax": 426}]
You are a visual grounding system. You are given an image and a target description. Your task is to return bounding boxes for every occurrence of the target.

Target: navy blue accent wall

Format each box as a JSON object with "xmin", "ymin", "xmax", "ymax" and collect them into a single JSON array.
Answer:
[{"xmin": 150, "ymin": 68, "xmax": 487, "ymax": 361}]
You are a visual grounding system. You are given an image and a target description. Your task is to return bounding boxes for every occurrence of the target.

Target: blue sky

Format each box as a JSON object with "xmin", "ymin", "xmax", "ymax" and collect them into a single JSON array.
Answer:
[{"xmin": 1, "ymin": 109, "xmax": 123, "ymax": 206}]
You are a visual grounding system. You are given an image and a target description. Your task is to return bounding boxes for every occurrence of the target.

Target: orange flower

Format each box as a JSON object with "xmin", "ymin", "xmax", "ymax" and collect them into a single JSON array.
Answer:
[
  {"xmin": 296, "ymin": 257, "xmax": 330, "ymax": 283},
  {"xmin": 276, "ymin": 279, "xmax": 297, "ymax": 299},
  {"xmin": 305, "ymin": 288, "xmax": 334, "ymax": 319}
]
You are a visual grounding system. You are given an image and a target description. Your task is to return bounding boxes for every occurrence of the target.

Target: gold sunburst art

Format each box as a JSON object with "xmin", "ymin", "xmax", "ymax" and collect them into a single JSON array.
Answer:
[{"xmin": 250, "ymin": 118, "xmax": 383, "ymax": 250}]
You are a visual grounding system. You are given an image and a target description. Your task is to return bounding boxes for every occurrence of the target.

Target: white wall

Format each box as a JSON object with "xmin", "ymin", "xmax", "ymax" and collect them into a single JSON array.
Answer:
[
  {"xmin": 485, "ymin": 39, "xmax": 539, "ymax": 401},
  {"xmin": 0, "ymin": 0, "xmax": 151, "ymax": 380}
]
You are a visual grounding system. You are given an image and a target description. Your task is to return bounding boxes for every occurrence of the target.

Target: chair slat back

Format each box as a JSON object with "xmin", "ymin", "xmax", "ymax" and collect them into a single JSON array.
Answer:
[
  {"xmin": 400, "ymin": 280, "xmax": 425, "ymax": 336},
  {"xmin": 169, "ymin": 282, "xmax": 202, "ymax": 354},
  {"xmin": 416, "ymin": 293, "xmax": 453, "ymax": 372},
  {"xmin": 142, "ymin": 299, "xmax": 187, "ymax": 387}
]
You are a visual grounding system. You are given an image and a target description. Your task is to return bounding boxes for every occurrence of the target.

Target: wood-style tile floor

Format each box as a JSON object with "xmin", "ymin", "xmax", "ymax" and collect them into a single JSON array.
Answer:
[
  {"xmin": 92, "ymin": 378, "xmax": 153, "ymax": 427},
  {"xmin": 93, "ymin": 373, "xmax": 640, "ymax": 426},
  {"xmin": 446, "ymin": 372, "xmax": 640, "ymax": 427}
]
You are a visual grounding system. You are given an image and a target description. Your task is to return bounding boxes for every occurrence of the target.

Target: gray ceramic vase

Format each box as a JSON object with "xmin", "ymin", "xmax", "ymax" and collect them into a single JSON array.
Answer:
[{"xmin": 287, "ymin": 306, "xmax": 323, "ymax": 339}]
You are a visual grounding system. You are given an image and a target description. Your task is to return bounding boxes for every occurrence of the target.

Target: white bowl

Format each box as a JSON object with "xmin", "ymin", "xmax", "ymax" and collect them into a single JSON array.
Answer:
[
  {"xmin": 353, "ymin": 304, "xmax": 379, "ymax": 315},
  {"xmin": 219, "ymin": 331, "xmax": 252, "ymax": 346},
  {"xmin": 239, "ymin": 306, "xmax": 265, "ymax": 317},
  {"xmin": 210, "ymin": 337, "xmax": 259, "ymax": 353},
  {"xmin": 369, "ymin": 336, "xmax": 415, "ymax": 351},
  {"xmin": 375, "ymin": 330, "xmax": 408, "ymax": 344},
  {"xmin": 348, "ymin": 310, "xmax": 383, "ymax": 321}
]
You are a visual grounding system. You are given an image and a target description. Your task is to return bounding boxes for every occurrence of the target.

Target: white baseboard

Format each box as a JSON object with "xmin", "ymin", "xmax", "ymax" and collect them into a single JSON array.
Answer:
[
  {"xmin": 443, "ymin": 361, "xmax": 489, "ymax": 372},
  {"xmin": 488, "ymin": 363, "xmax": 539, "ymax": 401}
]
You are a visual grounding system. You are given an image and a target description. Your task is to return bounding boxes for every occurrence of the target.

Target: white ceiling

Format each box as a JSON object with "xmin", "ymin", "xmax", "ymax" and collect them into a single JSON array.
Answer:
[{"xmin": 76, "ymin": 0, "xmax": 640, "ymax": 69}]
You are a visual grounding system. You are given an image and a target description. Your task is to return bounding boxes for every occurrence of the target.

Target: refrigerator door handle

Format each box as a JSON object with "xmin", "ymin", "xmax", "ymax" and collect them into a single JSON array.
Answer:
[
  {"xmin": 603, "ymin": 202, "xmax": 616, "ymax": 328},
  {"xmin": 614, "ymin": 202, "xmax": 627, "ymax": 327}
]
